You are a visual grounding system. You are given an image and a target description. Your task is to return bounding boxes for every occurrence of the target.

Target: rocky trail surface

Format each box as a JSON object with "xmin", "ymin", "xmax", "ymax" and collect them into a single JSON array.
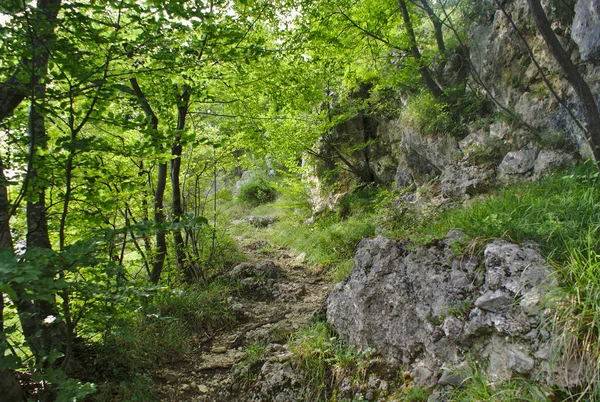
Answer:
[{"xmin": 152, "ymin": 238, "xmax": 331, "ymax": 401}]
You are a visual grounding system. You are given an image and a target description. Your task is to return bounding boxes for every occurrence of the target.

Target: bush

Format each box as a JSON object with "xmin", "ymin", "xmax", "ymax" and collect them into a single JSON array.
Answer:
[
  {"xmin": 401, "ymin": 92, "xmax": 462, "ymax": 138},
  {"xmin": 237, "ymin": 175, "xmax": 278, "ymax": 205},
  {"xmin": 153, "ymin": 281, "xmax": 237, "ymax": 333}
]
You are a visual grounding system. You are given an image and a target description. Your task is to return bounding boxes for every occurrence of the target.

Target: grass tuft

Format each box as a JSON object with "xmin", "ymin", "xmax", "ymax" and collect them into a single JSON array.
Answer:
[
  {"xmin": 549, "ymin": 236, "xmax": 600, "ymax": 401},
  {"xmin": 289, "ymin": 321, "xmax": 385, "ymax": 401},
  {"xmin": 449, "ymin": 363, "xmax": 550, "ymax": 401}
]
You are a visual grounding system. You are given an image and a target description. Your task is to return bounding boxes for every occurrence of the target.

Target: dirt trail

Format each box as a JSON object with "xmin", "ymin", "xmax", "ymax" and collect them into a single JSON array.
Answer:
[{"xmin": 152, "ymin": 238, "xmax": 331, "ymax": 401}]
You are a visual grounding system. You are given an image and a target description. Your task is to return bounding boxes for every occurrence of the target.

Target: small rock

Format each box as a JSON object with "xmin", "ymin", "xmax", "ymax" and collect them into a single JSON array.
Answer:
[
  {"xmin": 213, "ymin": 346, "xmax": 228, "ymax": 353},
  {"xmin": 438, "ymin": 370, "xmax": 464, "ymax": 387},
  {"xmin": 443, "ymin": 316, "xmax": 463, "ymax": 339},
  {"xmin": 445, "ymin": 229, "xmax": 466, "ymax": 245},
  {"xmin": 475, "ymin": 290, "xmax": 513, "ymax": 312},
  {"xmin": 428, "ymin": 390, "xmax": 448, "ymax": 402},
  {"xmin": 248, "ymin": 216, "xmax": 277, "ymax": 227},
  {"xmin": 507, "ymin": 348, "xmax": 535, "ymax": 374},
  {"xmin": 533, "ymin": 150, "xmax": 576, "ymax": 177},
  {"xmin": 413, "ymin": 363, "xmax": 434, "ymax": 386},
  {"xmin": 368, "ymin": 374, "xmax": 381, "ymax": 389},
  {"xmin": 198, "ymin": 384, "xmax": 209, "ymax": 393},
  {"xmin": 498, "ymin": 148, "xmax": 536, "ymax": 177},
  {"xmin": 295, "ymin": 252, "xmax": 306, "ymax": 263}
]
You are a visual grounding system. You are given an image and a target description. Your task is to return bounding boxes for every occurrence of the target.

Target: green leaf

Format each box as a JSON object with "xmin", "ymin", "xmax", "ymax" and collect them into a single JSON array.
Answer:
[{"xmin": 0, "ymin": 283, "xmax": 17, "ymax": 301}]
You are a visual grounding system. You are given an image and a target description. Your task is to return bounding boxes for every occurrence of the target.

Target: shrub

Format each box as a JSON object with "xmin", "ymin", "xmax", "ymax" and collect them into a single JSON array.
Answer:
[
  {"xmin": 401, "ymin": 92, "xmax": 463, "ymax": 138},
  {"xmin": 238, "ymin": 175, "xmax": 278, "ymax": 205}
]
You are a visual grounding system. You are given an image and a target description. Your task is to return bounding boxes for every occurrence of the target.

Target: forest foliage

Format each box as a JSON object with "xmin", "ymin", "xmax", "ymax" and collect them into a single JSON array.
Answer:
[{"xmin": 0, "ymin": 0, "xmax": 598, "ymax": 400}]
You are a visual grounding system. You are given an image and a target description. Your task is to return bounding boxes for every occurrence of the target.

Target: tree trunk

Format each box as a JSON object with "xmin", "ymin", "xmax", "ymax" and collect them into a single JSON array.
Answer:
[
  {"xmin": 149, "ymin": 164, "xmax": 168, "ymax": 284},
  {"xmin": 129, "ymin": 78, "xmax": 168, "ymax": 283},
  {"xmin": 418, "ymin": 0, "xmax": 445, "ymax": 55},
  {"xmin": 399, "ymin": 0, "xmax": 445, "ymax": 99},
  {"xmin": 0, "ymin": 158, "xmax": 23, "ymax": 401},
  {"xmin": 0, "ymin": 157, "xmax": 12, "ymax": 250},
  {"xmin": 171, "ymin": 87, "xmax": 192, "ymax": 282},
  {"xmin": 526, "ymin": 0, "xmax": 600, "ymax": 164},
  {"xmin": 0, "ymin": 0, "xmax": 61, "ymax": 122},
  {"xmin": 22, "ymin": 97, "xmax": 66, "ymax": 362}
]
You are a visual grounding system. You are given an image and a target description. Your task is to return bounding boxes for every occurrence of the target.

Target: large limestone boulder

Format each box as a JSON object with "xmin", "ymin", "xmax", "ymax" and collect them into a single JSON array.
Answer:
[{"xmin": 327, "ymin": 235, "xmax": 563, "ymax": 387}]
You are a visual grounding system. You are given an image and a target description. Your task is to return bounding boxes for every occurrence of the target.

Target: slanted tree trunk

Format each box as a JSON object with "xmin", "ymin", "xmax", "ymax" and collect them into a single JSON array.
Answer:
[
  {"xmin": 417, "ymin": 0, "xmax": 445, "ymax": 56},
  {"xmin": 399, "ymin": 0, "xmax": 445, "ymax": 99},
  {"xmin": 129, "ymin": 78, "xmax": 167, "ymax": 283},
  {"xmin": 171, "ymin": 86, "xmax": 193, "ymax": 282},
  {"xmin": 526, "ymin": 0, "xmax": 600, "ymax": 164}
]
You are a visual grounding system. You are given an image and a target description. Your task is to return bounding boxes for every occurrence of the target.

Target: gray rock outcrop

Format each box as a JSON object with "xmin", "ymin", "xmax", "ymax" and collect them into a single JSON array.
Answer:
[
  {"xmin": 572, "ymin": 0, "xmax": 600, "ymax": 63},
  {"xmin": 327, "ymin": 235, "xmax": 561, "ymax": 387}
]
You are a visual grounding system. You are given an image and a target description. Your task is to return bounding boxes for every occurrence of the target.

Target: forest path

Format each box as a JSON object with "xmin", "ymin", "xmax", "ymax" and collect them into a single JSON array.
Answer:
[{"xmin": 152, "ymin": 236, "xmax": 331, "ymax": 401}]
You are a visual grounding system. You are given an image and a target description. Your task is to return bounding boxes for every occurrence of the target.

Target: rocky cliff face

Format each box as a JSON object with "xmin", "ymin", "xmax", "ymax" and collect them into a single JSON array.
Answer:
[
  {"xmin": 327, "ymin": 234, "xmax": 578, "ymax": 393},
  {"xmin": 311, "ymin": 0, "xmax": 597, "ymax": 205}
]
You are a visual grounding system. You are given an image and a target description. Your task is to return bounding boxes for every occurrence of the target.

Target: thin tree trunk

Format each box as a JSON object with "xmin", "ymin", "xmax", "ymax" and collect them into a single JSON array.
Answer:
[
  {"xmin": 150, "ymin": 164, "xmax": 168, "ymax": 284},
  {"xmin": 171, "ymin": 87, "xmax": 192, "ymax": 282},
  {"xmin": 23, "ymin": 97, "xmax": 66, "ymax": 365},
  {"xmin": 418, "ymin": 0, "xmax": 445, "ymax": 55},
  {"xmin": 129, "ymin": 78, "xmax": 168, "ymax": 283},
  {"xmin": 0, "ymin": 157, "xmax": 22, "ymax": 401},
  {"xmin": 526, "ymin": 0, "xmax": 600, "ymax": 164},
  {"xmin": 399, "ymin": 0, "xmax": 445, "ymax": 99},
  {"xmin": 0, "ymin": 157, "xmax": 12, "ymax": 250}
]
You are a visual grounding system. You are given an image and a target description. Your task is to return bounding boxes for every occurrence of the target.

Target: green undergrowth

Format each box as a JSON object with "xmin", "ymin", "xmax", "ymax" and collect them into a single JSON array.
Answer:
[
  {"xmin": 268, "ymin": 211, "xmax": 376, "ymax": 281},
  {"xmin": 547, "ymin": 239, "xmax": 600, "ymax": 400},
  {"xmin": 289, "ymin": 321, "xmax": 394, "ymax": 401},
  {"xmin": 226, "ymin": 182, "xmax": 378, "ymax": 281},
  {"xmin": 90, "ymin": 282, "xmax": 237, "ymax": 401},
  {"xmin": 237, "ymin": 173, "xmax": 279, "ymax": 206},
  {"xmin": 401, "ymin": 162, "xmax": 600, "ymax": 261},
  {"xmin": 270, "ymin": 187, "xmax": 380, "ymax": 281},
  {"xmin": 449, "ymin": 363, "xmax": 551, "ymax": 401}
]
